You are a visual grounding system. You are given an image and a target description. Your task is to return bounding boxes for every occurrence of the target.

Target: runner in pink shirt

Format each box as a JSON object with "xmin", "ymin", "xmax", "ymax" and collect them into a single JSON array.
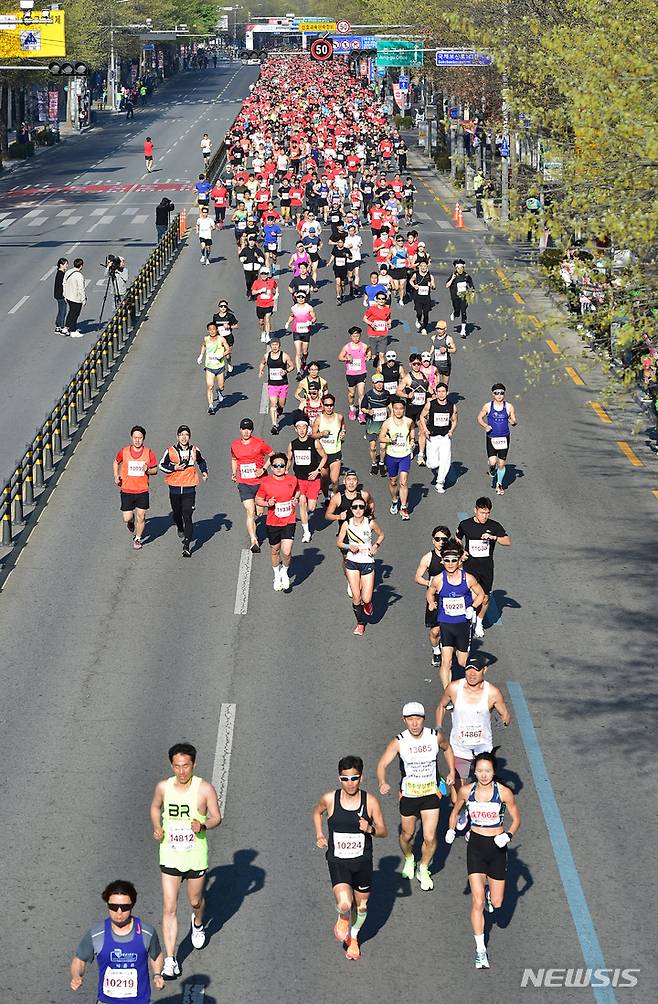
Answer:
[
  {"xmin": 286, "ymin": 292, "xmax": 317, "ymax": 379},
  {"xmin": 338, "ymin": 326, "xmax": 372, "ymax": 424}
]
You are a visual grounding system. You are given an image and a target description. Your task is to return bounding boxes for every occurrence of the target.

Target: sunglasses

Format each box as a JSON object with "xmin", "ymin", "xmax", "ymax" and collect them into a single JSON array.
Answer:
[
  {"xmin": 351, "ymin": 504, "xmax": 366, "ymax": 510},
  {"xmin": 322, "ymin": 402, "xmax": 335, "ymax": 407},
  {"xmin": 493, "ymin": 390, "xmax": 505, "ymax": 395},
  {"xmin": 443, "ymin": 556, "xmax": 460, "ymax": 563},
  {"xmin": 108, "ymin": 903, "xmax": 132, "ymax": 912},
  {"xmin": 433, "ymin": 535, "xmax": 448, "ymax": 542},
  {"xmin": 339, "ymin": 775, "xmax": 361, "ymax": 782},
  {"xmin": 272, "ymin": 463, "xmax": 286, "ymax": 469}
]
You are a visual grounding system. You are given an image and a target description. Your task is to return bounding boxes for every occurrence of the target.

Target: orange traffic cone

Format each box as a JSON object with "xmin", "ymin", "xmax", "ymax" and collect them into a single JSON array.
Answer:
[
  {"xmin": 179, "ymin": 208, "xmax": 187, "ymax": 238},
  {"xmin": 455, "ymin": 205, "xmax": 465, "ymax": 229},
  {"xmin": 452, "ymin": 201, "xmax": 461, "ymax": 221}
]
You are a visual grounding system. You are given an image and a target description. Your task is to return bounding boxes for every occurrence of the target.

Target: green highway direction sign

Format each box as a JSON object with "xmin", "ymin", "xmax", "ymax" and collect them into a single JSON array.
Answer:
[{"xmin": 376, "ymin": 38, "xmax": 423, "ymax": 67}]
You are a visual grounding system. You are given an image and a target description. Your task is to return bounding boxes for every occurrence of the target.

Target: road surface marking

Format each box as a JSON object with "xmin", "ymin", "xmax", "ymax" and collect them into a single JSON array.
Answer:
[
  {"xmin": 438, "ymin": 219, "xmax": 451, "ymax": 229},
  {"xmin": 132, "ymin": 214, "xmax": 148, "ymax": 225},
  {"xmin": 212, "ymin": 702, "xmax": 236, "ymax": 817},
  {"xmin": 259, "ymin": 382, "xmax": 269, "ymax": 414},
  {"xmin": 23, "ymin": 209, "xmax": 42, "ymax": 218},
  {"xmin": 565, "ymin": 366, "xmax": 585, "ymax": 385},
  {"xmin": 90, "ymin": 207, "xmax": 106, "ymax": 216},
  {"xmin": 61, "ymin": 216, "xmax": 82, "ymax": 226},
  {"xmin": 616, "ymin": 441, "xmax": 643, "ymax": 467},
  {"xmin": 56, "ymin": 208, "xmax": 76, "ymax": 216},
  {"xmin": 545, "ymin": 339, "xmax": 560, "ymax": 353},
  {"xmin": 652, "ymin": 490, "xmax": 658, "ymax": 501},
  {"xmin": 122, "ymin": 207, "xmax": 139, "ymax": 215},
  {"xmin": 528, "ymin": 314, "xmax": 541, "ymax": 328},
  {"xmin": 0, "ymin": 218, "xmax": 15, "ymax": 230},
  {"xmin": 8, "ymin": 296, "xmax": 29, "ymax": 314},
  {"xmin": 496, "ymin": 267, "xmax": 509, "ymax": 285},
  {"xmin": 589, "ymin": 402, "xmax": 612, "ymax": 424},
  {"xmin": 234, "ymin": 548, "xmax": 253, "ymax": 615},
  {"xmin": 513, "ymin": 291, "xmax": 525, "ymax": 304},
  {"xmin": 27, "ymin": 217, "xmax": 47, "ymax": 227},
  {"xmin": 40, "ymin": 266, "xmax": 56, "ymax": 281},
  {"xmin": 507, "ymin": 682, "xmax": 618, "ymax": 1004}
]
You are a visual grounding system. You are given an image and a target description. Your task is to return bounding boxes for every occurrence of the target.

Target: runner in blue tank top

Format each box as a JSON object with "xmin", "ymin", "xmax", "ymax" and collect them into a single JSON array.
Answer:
[
  {"xmin": 426, "ymin": 539, "xmax": 485, "ymax": 689},
  {"xmin": 477, "ymin": 382, "xmax": 518, "ymax": 494}
]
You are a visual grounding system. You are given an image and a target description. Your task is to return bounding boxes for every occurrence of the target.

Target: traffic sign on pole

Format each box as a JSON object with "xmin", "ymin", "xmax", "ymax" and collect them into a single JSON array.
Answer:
[
  {"xmin": 298, "ymin": 20, "xmax": 336, "ymax": 33},
  {"xmin": 336, "ymin": 19, "xmax": 351, "ymax": 34},
  {"xmin": 435, "ymin": 50, "xmax": 492, "ymax": 66},
  {"xmin": 309, "ymin": 37, "xmax": 334, "ymax": 61},
  {"xmin": 398, "ymin": 75, "xmax": 409, "ymax": 93}
]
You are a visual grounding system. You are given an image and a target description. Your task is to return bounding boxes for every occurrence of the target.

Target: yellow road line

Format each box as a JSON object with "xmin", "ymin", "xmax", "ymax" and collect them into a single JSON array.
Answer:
[
  {"xmin": 652, "ymin": 490, "xmax": 658, "ymax": 501},
  {"xmin": 616, "ymin": 441, "xmax": 643, "ymax": 467},
  {"xmin": 565, "ymin": 366, "xmax": 585, "ymax": 385},
  {"xmin": 513, "ymin": 292, "xmax": 525, "ymax": 304},
  {"xmin": 528, "ymin": 314, "xmax": 541, "ymax": 328},
  {"xmin": 545, "ymin": 339, "xmax": 560, "ymax": 354},
  {"xmin": 496, "ymin": 267, "xmax": 509, "ymax": 284},
  {"xmin": 589, "ymin": 402, "xmax": 612, "ymax": 424}
]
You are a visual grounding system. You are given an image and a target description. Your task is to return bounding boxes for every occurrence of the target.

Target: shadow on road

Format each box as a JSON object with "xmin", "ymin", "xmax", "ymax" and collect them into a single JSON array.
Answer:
[{"xmin": 360, "ymin": 854, "xmax": 410, "ymax": 945}]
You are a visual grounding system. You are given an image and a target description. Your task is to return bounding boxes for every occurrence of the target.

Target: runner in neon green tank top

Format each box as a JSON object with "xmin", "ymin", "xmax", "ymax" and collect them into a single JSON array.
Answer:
[{"xmin": 150, "ymin": 742, "xmax": 222, "ymax": 979}]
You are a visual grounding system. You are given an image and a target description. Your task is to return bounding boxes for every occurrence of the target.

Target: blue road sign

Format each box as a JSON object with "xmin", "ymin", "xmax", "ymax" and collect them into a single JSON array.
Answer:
[
  {"xmin": 398, "ymin": 74, "xmax": 409, "ymax": 92},
  {"xmin": 329, "ymin": 35, "xmax": 377, "ymax": 52},
  {"xmin": 435, "ymin": 50, "xmax": 492, "ymax": 66}
]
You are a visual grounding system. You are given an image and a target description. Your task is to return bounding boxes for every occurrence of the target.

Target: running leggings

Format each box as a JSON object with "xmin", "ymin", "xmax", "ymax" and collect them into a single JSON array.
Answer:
[
  {"xmin": 414, "ymin": 296, "xmax": 431, "ymax": 328},
  {"xmin": 450, "ymin": 292, "xmax": 468, "ymax": 323},
  {"xmin": 170, "ymin": 492, "xmax": 195, "ymax": 542}
]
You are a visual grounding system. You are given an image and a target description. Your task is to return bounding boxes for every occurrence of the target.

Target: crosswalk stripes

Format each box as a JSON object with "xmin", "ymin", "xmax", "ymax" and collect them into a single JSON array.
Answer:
[{"xmin": 0, "ymin": 205, "xmax": 153, "ymax": 231}]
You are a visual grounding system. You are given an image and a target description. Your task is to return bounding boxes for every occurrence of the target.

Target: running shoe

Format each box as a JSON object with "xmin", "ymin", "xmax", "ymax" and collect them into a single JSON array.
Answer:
[
  {"xmin": 431, "ymin": 651, "xmax": 441, "ymax": 667},
  {"xmin": 334, "ymin": 916, "xmax": 350, "ymax": 942},
  {"xmin": 177, "ymin": 529, "xmax": 185, "ymax": 539},
  {"xmin": 127, "ymin": 518, "xmax": 135, "ymax": 534},
  {"xmin": 474, "ymin": 620, "xmax": 485, "ymax": 639},
  {"xmin": 190, "ymin": 915, "xmax": 206, "ymax": 949},
  {"xmin": 363, "ymin": 601, "xmax": 373, "ymax": 616},
  {"xmin": 279, "ymin": 567, "xmax": 290, "ymax": 590},
  {"xmin": 301, "ymin": 529, "xmax": 312, "ymax": 543},
  {"xmin": 273, "ymin": 572, "xmax": 284, "ymax": 591},
  {"xmin": 417, "ymin": 455, "xmax": 425, "ymax": 466},
  {"xmin": 400, "ymin": 505, "xmax": 410, "ymax": 520},
  {"xmin": 415, "ymin": 320, "xmax": 421, "ymax": 330},
  {"xmin": 132, "ymin": 537, "xmax": 143, "ymax": 550},
  {"xmin": 227, "ymin": 363, "xmax": 233, "ymax": 373},
  {"xmin": 70, "ymin": 331, "xmax": 84, "ymax": 338},
  {"xmin": 348, "ymin": 405, "xmax": 357, "ymax": 421},
  {"xmin": 390, "ymin": 499, "xmax": 400, "ymax": 515},
  {"xmin": 271, "ymin": 424, "xmax": 279, "ymax": 435},
  {"xmin": 435, "ymin": 483, "xmax": 446, "ymax": 494},
  {"xmin": 456, "ymin": 809, "xmax": 469, "ymax": 832},
  {"xmin": 370, "ymin": 463, "xmax": 378, "ymax": 476},
  {"xmin": 353, "ymin": 623, "xmax": 365, "ymax": 635},
  {"xmin": 357, "ymin": 411, "xmax": 366, "ymax": 424},
  {"xmin": 216, "ymin": 391, "xmax": 224, "ymax": 404},
  {"xmin": 475, "ymin": 949, "xmax": 490, "ymax": 969},
  {"xmin": 401, "ymin": 854, "xmax": 415, "ymax": 879},
  {"xmin": 208, "ymin": 406, "xmax": 215, "ymax": 415},
  {"xmin": 182, "ymin": 543, "xmax": 192, "ymax": 558},
  {"xmin": 485, "ymin": 887, "xmax": 494, "ymax": 913},
  {"xmin": 379, "ymin": 462, "xmax": 387, "ymax": 477},
  {"xmin": 417, "ymin": 865, "xmax": 434, "ymax": 891},
  {"xmin": 296, "ymin": 370, "xmax": 303, "ymax": 381},
  {"xmin": 496, "ymin": 484, "xmax": 505, "ymax": 495},
  {"xmin": 161, "ymin": 957, "xmax": 180, "ymax": 978},
  {"xmin": 345, "ymin": 936, "xmax": 361, "ymax": 960}
]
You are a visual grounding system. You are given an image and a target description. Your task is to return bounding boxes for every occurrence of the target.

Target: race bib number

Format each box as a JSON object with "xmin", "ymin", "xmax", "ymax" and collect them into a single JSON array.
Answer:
[
  {"xmin": 333, "ymin": 832, "xmax": 365, "ymax": 859},
  {"xmin": 384, "ymin": 381, "xmax": 397, "ymax": 394},
  {"xmin": 265, "ymin": 242, "xmax": 277, "ymax": 251},
  {"xmin": 274, "ymin": 500, "xmax": 293, "ymax": 518},
  {"xmin": 294, "ymin": 449, "xmax": 311, "ymax": 466},
  {"xmin": 469, "ymin": 539, "xmax": 490, "ymax": 557},
  {"xmin": 417, "ymin": 285, "xmax": 429, "ymax": 296},
  {"xmin": 458, "ymin": 725, "xmax": 484, "ymax": 745},
  {"xmin": 457, "ymin": 280, "xmax": 468, "ymax": 295},
  {"xmin": 347, "ymin": 358, "xmax": 363, "ymax": 374},
  {"xmin": 168, "ymin": 822, "xmax": 195, "ymax": 852},
  {"xmin": 295, "ymin": 322, "xmax": 310, "ymax": 334},
  {"xmin": 260, "ymin": 290, "xmax": 273, "ymax": 301},
  {"xmin": 372, "ymin": 407, "xmax": 388, "ymax": 422},
  {"xmin": 127, "ymin": 460, "xmax": 146, "ymax": 477},
  {"xmin": 404, "ymin": 778, "xmax": 436, "ymax": 797},
  {"xmin": 269, "ymin": 368, "xmax": 285, "ymax": 382},
  {"xmin": 490, "ymin": 436, "xmax": 508, "ymax": 450},
  {"xmin": 433, "ymin": 412, "xmax": 450, "ymax": 427},
  {"xmin": 442, "ymin": 596, "xmax": 466, "ymax": 617},
  {"xmin": 372, "ymin": 319, "xmax": 387, "ymax": 332},
  {"xmin": 102, "ymin": 968, "xmax": 138, "ymax": 999},
  {"xmin": 320, "ymin": 434, "xmax": 336, "ymax": 450},
  {"xmin": 240, "ymin": 463, "xmax": 257, "ymax": 479},
  {"xmin": 412, "ymin": 391, "xmax": 426, "ymax": 406}
]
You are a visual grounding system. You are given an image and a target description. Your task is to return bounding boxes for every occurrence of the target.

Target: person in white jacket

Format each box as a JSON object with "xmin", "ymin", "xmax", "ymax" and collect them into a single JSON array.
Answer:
[{"xmin": 61, "ymin": 258, "xmax": 86, "ymax": 337}]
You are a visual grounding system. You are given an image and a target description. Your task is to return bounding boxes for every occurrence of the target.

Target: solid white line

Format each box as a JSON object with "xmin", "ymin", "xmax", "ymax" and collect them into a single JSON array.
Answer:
[
  {"xmin": 8, "ymin": 295, "xmax": 29, "ymax": 314},
  {"xmin": 259, "ymin": 382, "xmax": 269, "ymax": 414},
  {"xmin": 212, "ymin": 702, "xmax": 236, "ymax": 817},
  {"xmin": 234, "ymin": 548, "xmax": 253, "ymax": 615},
  {"xmin": 65, "ymin": 242, "xmax": 80, "ymax": 254}
]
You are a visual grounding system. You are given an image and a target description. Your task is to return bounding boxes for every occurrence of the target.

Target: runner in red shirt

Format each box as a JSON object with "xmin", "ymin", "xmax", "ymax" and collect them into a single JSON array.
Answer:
[
  {"xmin": 363, "ymin": 293, "xmax": 393, "ymax": 366},
  {"xmin": 230, "ymin": 418, "xmax": 273, "ymax": 553},
  {"xmin": 112, "ymin": 425, "xmax": 158, "ymax": 550},
  {"xmin": 255, "ymin": 453, "xmax": 300, "ymax": 591},
  {"xmin": 289, "ymin": 182, "xmax": 304, "ymax": 224},
  {"xmin": 143, "ymin": 137, "xmax": 154, "ymax": 173},
  {"xmin": 251, "ymin": 268, "xmax": 278, "ymax": 342},
  {"xmin": 209, "ymin": 179, "xmax": 228, "ymax": 227},
  {"xmin": 369, "ymin": 202, "xmax": 385, "ymax": 236}
]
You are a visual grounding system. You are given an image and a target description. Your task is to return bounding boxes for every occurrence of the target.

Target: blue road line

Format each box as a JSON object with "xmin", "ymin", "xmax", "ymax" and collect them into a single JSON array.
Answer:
[
  {"xmin": 507, "ymin": 682, "xmax": 618, "ymax": 1004},
  {"xmin": 457, "ymin": 511, "xmax": 501, "ymax": 626}
]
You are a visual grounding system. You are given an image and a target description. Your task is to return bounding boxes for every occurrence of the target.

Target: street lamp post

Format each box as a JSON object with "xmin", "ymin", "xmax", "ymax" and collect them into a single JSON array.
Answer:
[{"xmin": 107, "ymin": 0, "xmax": 131, "ymax": 112}]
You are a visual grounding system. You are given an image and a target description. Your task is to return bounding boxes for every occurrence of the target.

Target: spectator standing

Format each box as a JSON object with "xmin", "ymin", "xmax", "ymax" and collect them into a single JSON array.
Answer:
[
  {"xmin": 61, "ymin": 258, "xmax": 86, "ymax": 338},
  {"xmin": 155, "ymin": 197, "xmax": 175, "ymax": 241},
  {"xmin": 53, "ymin": 256, "xmax": 68, "ymax": 334}
]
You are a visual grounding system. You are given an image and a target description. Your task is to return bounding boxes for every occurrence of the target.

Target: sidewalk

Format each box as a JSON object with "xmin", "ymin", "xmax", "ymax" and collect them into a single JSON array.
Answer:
[{"xmin": 408, "ymin": 142, "xmax": 658, "ymax": 466}]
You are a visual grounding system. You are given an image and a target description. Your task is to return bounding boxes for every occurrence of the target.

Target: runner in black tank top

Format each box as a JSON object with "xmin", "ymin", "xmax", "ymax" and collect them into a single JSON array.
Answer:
[{"xmin": 313, "ymin": 755, "xmax": 387, "ymax": 961}]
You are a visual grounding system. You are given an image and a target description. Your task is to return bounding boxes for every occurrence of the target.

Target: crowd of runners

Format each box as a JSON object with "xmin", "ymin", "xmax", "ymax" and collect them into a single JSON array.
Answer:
[{"xmin": 75, "ymin": 55, "xmax": 524, "ymax": 997}]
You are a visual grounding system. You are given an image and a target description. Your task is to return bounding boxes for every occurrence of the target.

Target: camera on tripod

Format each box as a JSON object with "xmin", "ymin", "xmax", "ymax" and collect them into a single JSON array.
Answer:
[
  {"xmin": 103, "ymin": 253, "xmax": 123, "ymax": 273},
  {"xmin": 99, "ymin": 254, "xmax": 128, "ymax": 320}
]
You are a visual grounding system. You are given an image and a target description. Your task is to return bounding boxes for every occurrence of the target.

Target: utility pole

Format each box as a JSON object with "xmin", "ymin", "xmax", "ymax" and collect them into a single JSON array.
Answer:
[{"xmin": 501, "ymin": 71, "xmax": 509, "ymax": 222}]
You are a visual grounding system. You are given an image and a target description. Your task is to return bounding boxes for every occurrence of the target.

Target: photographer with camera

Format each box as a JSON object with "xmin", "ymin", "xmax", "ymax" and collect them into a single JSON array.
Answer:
[
  {"xmin": 99, "ymin": 255, "xmax": 128, "ymax": 322},
  {"xmin": 155, "ymin": 197, "xmax": 175, "ymax": 242}
]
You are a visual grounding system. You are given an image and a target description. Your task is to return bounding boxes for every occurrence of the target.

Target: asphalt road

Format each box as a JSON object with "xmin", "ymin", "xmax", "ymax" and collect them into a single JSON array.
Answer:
[
  {"xmin": 0, "ymin": 99, "xmax": 655, "ymax": 1004},
  {"xmin": 0, "ymin": 61, "xmax": 257, "ymax": 476}
]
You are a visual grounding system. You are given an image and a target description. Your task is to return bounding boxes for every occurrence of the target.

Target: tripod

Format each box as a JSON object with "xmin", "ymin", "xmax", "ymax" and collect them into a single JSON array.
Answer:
[{"xmin": 99, "ymin": 269, "xmax": 122, "ymax": 323}]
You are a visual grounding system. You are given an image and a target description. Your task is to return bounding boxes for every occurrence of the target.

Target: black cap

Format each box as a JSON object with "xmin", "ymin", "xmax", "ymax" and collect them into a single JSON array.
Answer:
[
  {"xmin": 239, "ymin": 418, "xmax": 254, "ymax": 430},
  {"xmin": 177, "ymin": 424, "xmax": 191, "ymax": 436}
]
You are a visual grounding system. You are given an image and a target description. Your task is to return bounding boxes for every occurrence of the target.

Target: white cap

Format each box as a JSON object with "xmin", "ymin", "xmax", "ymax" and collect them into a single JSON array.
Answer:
[{"xmin": 402, "ymin": 702, "xmax": 425, "ymax": 718}]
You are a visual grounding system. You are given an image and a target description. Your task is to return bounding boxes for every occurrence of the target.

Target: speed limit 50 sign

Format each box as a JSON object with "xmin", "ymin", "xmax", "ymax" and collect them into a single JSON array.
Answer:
[
  {"xmin": 310, "ymin": 37, "xmax": 334, "ymax": 61},
  {"xmin": 336, "ymin": 19, "xmax": 351, "ymax": 34}
]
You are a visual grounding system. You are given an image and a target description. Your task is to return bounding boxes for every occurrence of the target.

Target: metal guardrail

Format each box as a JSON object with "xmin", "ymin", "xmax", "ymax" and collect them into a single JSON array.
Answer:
[{"xmin": 0, "ymin": 214, "xmax": 183, "ymax": 565}]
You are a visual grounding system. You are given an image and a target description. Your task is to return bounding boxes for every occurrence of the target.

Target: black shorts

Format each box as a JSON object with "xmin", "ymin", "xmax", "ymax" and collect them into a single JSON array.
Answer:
[
  {"xmin": 346, "ymin": 372, "xmax": 367, "ymax": 388},
  {"xmin": 224, "ymin": 332, "xmax": 235, "ymax": 347},
  {"xmin": 406, "ymin": 404, "xmax": 424, "ymax": 423},
  {"xmin": 471, "ymin": 564, "xmax": 494, "ymax": 596},
  {"xmin": 238, "ymin": 482, "xmax": 260, "ymax": 502},
  {"xmin": 425, "ymin": 603, "xmax": 440, "ymax": 629},
  {"xmin": 327, "ymin": 855, "xmax": 373, "ymax": 892},
  {"xmin": 256, "ymin": 305, "xmax": 274, "ymax": 319},
  {"xmin": 390, "ymin": 267, "xmax": 406, "ymax": 280},
  {"xmin": 120, "ymin": 491, "xmax": 149, "ymax": 512},
  {"xmin": 266, "ymin": 522, "xmax": 296, "ymax": 545},
  {"xmin": 466, "ymin": 830, "xmax": 507, "ymax": 880},
  {"xmin": 486, "ymin": 436, "xmax": 509, "ymax": 461},
  {"xmin": 345, "ymin": 559, "xmax": 374, "ymax": 575},
  {"xmin": 199, "ymin": 238, "xmax": 212, "ymax": 247},
  {"xmin": 438, "ymin": 620, "xmax": 472, "ymax": 653},
  {"xmin": 159, "ymin": 865, "xmax": 208, "ymax": 880},
  {"xmin": 325, "ymin": 451, "xmax": 342, "ymax": 468},
  {"xmin": 308, "ymin": 252, "xmax": 320, "ymax": 263},
  {"xmin": 399, "ymin": 793, "xmax": 441, "ymax": 816}
]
